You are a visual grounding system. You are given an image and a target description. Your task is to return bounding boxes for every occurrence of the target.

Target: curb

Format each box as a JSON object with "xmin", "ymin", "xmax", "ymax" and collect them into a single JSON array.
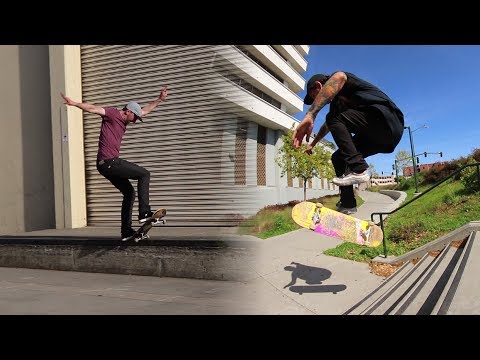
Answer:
[{"xmin": 0, "ymin": 237, "xmax": 258, "ymax": 281}]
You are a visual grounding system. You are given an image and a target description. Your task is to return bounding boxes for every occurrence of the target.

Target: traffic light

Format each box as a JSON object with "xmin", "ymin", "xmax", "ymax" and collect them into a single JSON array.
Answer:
[
  {"xmin": 440, "ymin": 152, "xmax": 443, "ymax": 157},
  {"xmin": 417, "ymin": 157, "xmax": 420, "ymax": 163},
  {"xmin": 424, "ymin": 152, "xmax": 427, "ymax": 157},
  {"xmin": 392, "ymin": 164, "xmax": 395, "ymax": 170}
]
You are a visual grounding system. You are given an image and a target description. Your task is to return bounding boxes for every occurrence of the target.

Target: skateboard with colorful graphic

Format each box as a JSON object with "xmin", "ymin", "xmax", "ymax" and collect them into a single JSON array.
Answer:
[
  {"xmin": 291, "ymin": 201, "xmax": 383, "ymax": 247},
  {"xmin": 124, "ymin": 208, "xmax": 167, "ymax": 243}
]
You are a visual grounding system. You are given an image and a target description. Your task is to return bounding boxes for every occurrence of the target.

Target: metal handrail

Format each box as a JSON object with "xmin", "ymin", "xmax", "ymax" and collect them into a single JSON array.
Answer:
[{"xmin": 371, "ymin": 162, "xmax": 480, "ymax": 258}]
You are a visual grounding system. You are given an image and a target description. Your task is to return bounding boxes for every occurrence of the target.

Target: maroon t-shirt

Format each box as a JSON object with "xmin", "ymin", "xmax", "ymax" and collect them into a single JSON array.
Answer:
[{"xmin": 97, "ymin": 107, "xmax": 127, "ymax": 161}]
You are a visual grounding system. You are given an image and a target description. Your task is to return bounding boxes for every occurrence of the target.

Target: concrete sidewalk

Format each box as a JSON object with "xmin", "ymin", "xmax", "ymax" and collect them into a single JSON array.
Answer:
[
  {"xmin": 243, "ymin": 190, "xmax": 406, "ymax": 314},
  {"xmin": 0, "ymin": 190, "xmax": 406, "ymax": 314}
]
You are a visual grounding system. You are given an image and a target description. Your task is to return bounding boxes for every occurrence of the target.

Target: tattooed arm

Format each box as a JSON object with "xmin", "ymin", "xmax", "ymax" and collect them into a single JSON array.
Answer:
[
  {"xmin": 293, "ymin": 72, "xmax": 347, "ymax": 148},
  {"xmin": 306, "ymin": 72, "xmax": 347, "ymax": 119}
]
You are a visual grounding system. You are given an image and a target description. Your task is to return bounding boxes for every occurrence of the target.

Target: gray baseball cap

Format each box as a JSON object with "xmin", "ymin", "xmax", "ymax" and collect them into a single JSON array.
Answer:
[{"xmin": 125, "ymin": 101, "xmax": 143, "ymax": 122}]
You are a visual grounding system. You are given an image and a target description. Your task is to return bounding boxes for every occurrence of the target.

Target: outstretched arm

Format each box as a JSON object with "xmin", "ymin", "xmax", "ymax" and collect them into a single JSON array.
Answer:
[
  {"xmin": 61, "ymin": 93, "xmax": 105, "ymax": 116},
  {"xmin": 140, "ymin": 87, "xmax": 168, "ymax": 117}
]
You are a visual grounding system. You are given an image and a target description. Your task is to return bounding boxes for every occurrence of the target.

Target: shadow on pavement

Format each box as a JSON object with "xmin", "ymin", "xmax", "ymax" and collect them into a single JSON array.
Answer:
[
  {"xmin": 289, "ymin": 285, "xmax": 347, "ymax": 295},
  {"xmin": 283, "ymin": 261, "xmax": 347, "ymax": 294}
]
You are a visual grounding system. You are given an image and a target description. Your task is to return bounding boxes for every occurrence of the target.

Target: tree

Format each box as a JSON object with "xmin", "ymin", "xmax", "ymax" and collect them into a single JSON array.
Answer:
[
  {"xmin": 275, "ymin": 128, "xmax": 335, "ymax": 201},
  {"xmin": 368, "ymin": 162, "xmax": 378, "ymax": 176},
  {"xmin": 396, "ymin": 149, "xmax": 413, "ymax": 169}
]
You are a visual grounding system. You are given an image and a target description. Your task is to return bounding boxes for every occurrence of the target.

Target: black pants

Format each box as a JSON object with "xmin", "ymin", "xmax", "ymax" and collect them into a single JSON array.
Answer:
[
  {"xmin": 96, "ymin": 157, "xmax": 151, "ymax": 233},
  {"xmin": 327, "ymin": 107, "xmax": 398, "ymax": 208}
]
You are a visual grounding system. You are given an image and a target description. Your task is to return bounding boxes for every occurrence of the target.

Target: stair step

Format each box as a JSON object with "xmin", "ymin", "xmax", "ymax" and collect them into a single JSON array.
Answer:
[
  {"xmin": 396, "ymin": 244, "xmax": 462, "ymax": 315},
  {"xmin": 368, "ymin": 253, "xmax": 436, "ymax": 314},
  {"xmin": 439, "ymin": 231, "xmax": 479, "ymax": 314},
  {"xmin": 343, "ymin": 260, "xmax": 414, "ymax": 315}
]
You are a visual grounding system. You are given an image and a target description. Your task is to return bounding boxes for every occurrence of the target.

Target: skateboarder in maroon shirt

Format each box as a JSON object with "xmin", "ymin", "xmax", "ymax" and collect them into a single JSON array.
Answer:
[{"xmin": 61, "ymin": 87, "xmax": 168, "ymax": 240}]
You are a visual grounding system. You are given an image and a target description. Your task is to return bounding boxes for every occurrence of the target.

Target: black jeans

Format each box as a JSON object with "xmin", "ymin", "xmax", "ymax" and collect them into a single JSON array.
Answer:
[
  {"xmin": 327, "ymin": 108, "xmax": 396, "ymax": 208},
  {"xmin": 96, "ymin": 157, "xmax": 151, "ymax": 233}
]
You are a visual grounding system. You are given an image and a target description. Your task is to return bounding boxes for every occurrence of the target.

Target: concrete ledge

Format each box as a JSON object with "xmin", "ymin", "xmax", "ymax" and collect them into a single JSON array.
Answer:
[
  {"xmin": 0, "ymin": 238, "xmax": 258, "ymax": 281},
  {"xmin": 373, "ymin": 221, "xmax": 480, "ymax": 265},
  {"xmin": 379, "ymin": 190, "xmax": 406, "ymax": 202}
]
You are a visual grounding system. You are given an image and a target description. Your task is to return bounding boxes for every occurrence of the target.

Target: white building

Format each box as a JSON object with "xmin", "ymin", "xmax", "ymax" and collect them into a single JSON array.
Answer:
[{"xmin": 212, "ymin": 45, "xmax": 338, "ymax": 212}]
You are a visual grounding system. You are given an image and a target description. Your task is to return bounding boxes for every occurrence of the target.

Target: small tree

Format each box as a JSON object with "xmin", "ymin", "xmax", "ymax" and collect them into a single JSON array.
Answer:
[
  {"xmin": 275, "ymin": 128, "xmax": 335, "ymax": 201},
  {"xmin": 396, "ymin": 149, "xmax": 413, "ymax": 169}
]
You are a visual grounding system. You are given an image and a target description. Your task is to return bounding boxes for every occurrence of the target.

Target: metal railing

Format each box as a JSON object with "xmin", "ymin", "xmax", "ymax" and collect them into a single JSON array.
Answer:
[{"xmin": 371, "ymin": 162, "xmax": 480, "ymax": 258}]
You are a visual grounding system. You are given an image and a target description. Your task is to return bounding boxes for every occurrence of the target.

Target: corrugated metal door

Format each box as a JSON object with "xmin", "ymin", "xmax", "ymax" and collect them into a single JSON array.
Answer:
[{"xmin": 81, "ymin": 45, "xmax": 252, "ymax": 226}]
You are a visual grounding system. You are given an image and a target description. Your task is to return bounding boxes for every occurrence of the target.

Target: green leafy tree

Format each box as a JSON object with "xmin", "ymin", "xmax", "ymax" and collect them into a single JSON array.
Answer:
[{"xmin": 275, "ymin": 128, "xmax": 335, "ymax": 201}]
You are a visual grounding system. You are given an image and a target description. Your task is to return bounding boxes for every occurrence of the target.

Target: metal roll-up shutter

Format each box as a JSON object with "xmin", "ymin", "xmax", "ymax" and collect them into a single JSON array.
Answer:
[{"xmin": 81, "ymin": 45, "xmax": 253, "ymax": 227}]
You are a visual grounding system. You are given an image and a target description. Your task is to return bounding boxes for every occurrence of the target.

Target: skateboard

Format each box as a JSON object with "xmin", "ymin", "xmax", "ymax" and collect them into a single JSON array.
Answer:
[
  {"xmin": 291, "ymin": 201, "xmax": 383, "ymax": 247},
  {"xmin": 123, "ymin": 208, "xmax": 167, "ymax": 243}
]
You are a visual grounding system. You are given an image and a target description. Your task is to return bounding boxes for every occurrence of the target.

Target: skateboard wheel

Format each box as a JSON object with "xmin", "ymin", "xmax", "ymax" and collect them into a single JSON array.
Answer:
[{"xmin": 316, "ymin": 202, "xmax": 323, "ymax": 208}]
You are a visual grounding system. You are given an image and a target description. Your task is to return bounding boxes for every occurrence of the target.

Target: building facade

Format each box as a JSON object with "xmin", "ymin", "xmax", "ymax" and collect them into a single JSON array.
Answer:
[
  {"xmin": 403, "ymin": 162, "xmax": 448, "ymax": 177},
  {"xmin": 0, "ymin": 45, "xmax": 337, "ymax": 234}
]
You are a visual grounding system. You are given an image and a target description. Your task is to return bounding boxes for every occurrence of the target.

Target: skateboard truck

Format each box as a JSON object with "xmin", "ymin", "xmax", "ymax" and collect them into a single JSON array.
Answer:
[
  {"xmin": 152, "ymin": 218, "xmax": 166, "ymax": 225},
  {"xmin": 312, "ymin": 203, "xmax": 323, "ymax": 225},
  {"xmin": 134, "ymin": 233, "xmax": 150, "ymax": 242},
  {"xmin": 123, "ymin": 208, "xmax": 167, "ymax": 243}
]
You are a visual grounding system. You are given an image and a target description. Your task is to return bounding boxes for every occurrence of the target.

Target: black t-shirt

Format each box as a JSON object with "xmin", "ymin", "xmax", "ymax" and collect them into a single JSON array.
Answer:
[{"xmin": 329, "ymin": 72, "xmax": 405, "ymax": 142}]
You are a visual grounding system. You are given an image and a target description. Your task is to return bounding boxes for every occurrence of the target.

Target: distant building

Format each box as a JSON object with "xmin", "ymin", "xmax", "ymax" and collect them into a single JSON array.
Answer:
[
  {"xmin": 403, "ymin": 162, "xmax": 447, "ymax": 177},
  {"xmin": 370, "ymin": 175, "xmax": 396, "ymax": 186}
]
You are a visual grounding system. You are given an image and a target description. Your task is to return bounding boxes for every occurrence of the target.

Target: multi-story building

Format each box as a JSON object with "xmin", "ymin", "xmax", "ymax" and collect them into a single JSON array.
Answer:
[{"xmin": 213, "ymin": 45, "xmax": 338, "ymax": 212}]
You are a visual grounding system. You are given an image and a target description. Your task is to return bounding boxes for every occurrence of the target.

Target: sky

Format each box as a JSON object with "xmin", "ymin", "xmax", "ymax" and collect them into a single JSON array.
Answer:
[{"xmin": 293, "ymin": 45, "xmax": 480, "ymax": 176}]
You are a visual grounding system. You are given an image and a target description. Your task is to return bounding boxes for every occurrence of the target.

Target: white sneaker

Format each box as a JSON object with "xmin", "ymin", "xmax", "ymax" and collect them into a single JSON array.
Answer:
[{"xmin": 332, "ymin": 169, "xmax": 370, "ymax": 186}]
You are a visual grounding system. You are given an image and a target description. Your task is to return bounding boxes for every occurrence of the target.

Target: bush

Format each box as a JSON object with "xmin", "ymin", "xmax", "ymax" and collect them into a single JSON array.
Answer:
[
  {"xmin": 471, "ymin": 148, "xmax": 480, "ymax": 162},
  {"xmin": 442, "ymin": 192, "xmax": 461, "ymax": 206},
  {"xmin": 397, "ymin": 177, "xmax": 413, "ymax": 190},
  {"xmin": 460, "ymin": 159, "xmax": 480, "ymax": 193},
  {"xmin": 422, "ymin": 159, "xmax": 465, "ymax": 185}
]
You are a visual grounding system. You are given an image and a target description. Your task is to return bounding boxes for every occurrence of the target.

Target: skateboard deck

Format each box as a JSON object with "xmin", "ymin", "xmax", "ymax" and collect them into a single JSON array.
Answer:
[
  {"xmin": 123, "ymin": 208, "xmax": 167, "ymax": 243},
  {"xmin": 291, "ymin": 201, "xmax": 383, "ymax": 247}
]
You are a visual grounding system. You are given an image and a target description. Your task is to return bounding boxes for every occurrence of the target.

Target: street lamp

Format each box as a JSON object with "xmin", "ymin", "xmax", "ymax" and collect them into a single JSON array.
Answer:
[{"xmin": 404, "ymin": 124, "xmax": 427, "ymax": 194}]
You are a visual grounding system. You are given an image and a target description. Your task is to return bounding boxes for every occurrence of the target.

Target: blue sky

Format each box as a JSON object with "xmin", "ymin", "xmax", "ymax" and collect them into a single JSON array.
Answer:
[{"xmin": 293, "ymin": 45, "xmax": 480, "ymax": 175}]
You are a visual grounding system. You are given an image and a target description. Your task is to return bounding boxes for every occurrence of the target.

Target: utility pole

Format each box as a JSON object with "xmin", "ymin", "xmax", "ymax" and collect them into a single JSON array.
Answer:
[
  {"xmin": 393, "ymin": 160, "xmax": 399, "ymax": 182},
  {"xmin": 405, "ymin": 126, "xmax": 419, "ymax": 194},
  {"xmin": 404, "ymin": 124, "xmax": 427, "ymax": 195}
]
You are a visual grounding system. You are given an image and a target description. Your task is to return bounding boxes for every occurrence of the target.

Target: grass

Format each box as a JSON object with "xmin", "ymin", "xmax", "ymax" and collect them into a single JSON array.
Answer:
[
  {"xmin": 237, "ymin": 193, "xmax": 364, "ymax": 239},
  {"xmin": 324, "ymin": 178, "xmax": 480, "ymax": 262},
  {"xmin": 238, "ymin": 176, "xmax": 480, "ymax": 265}
]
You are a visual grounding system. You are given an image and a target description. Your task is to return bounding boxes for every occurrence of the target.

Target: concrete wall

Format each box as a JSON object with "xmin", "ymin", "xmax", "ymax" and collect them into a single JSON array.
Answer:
[
  {"xmin": 248, "ymin": 186, "xmax": 338, "ymax": 214},
  {"xmin": 48, "ymin": 45, "xmax": 86, "ymax": 229},
  {"xmin": 0, "ymin": 45, "xmax": 55, "ymax": 234}
]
